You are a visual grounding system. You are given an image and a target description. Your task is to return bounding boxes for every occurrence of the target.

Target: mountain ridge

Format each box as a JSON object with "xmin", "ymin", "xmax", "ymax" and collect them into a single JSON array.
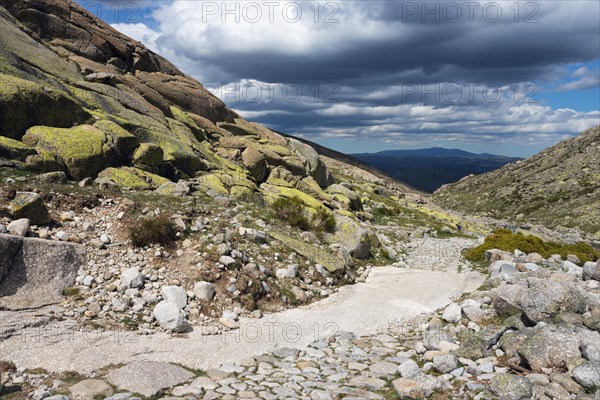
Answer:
[{"xmin": 433, "ymin": 126, "xmax": 600, "ymax": 238}]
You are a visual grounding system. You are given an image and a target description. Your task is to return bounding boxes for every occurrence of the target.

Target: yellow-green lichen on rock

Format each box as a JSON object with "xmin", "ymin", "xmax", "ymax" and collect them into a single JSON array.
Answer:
[
  {"xmin": 22, "ymin": 125, "xmax": 109, "ymax": 180},
  {"xmin": 0, "ymin": 136, "xmax": 36, "ymax": 160},
  {"xmin": 269, "ymin": 231, "xmax": 345, "ymax": 272},
  {"xmin": 135, "ymin": 127, "xmax": 208, "ymax": 175},
  {"xmin": 93, "ymin": 120, "xmax": 138, "ymax": 158},
  {"xmin": 0, "ymin": 74, "xmax": 91, "ymax": 140},
  {"xmin": 132, "ymin": 143, "xmax": 164, "ymax": 166},
  {"xmin": 170, "ymin": 106, "xmax": 207, "ymax": 142},
  {"xmin": 195, "ymin": 170, "xmax": 258, "ymax": 198},
  {"xmin": 195, "ymin": 172, "xmax": 230, "ymax": 196},
  {"xmin": 98, "ymin": 167, "xmax": 170, "ymax": 190},
  {"xmin": 323, "ymin": 215, "xmax": 372, "ymax": 259},
  {"xmin": 261, "ymin": 182, "xmax": 325, "ymax": 211}
]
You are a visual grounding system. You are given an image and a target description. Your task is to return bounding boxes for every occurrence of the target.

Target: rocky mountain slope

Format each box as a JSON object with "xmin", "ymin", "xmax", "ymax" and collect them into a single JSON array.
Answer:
[
  {"xmin": 434, "ymin": 126, "xmax": 600, "ymax": 238},
  {"xmin": 0, "ymin": 0, "xmax": 470, "ymax": 332},
  {"xmin": 0, "ymin": 0, "xmax": 420, "ymax": 231}
]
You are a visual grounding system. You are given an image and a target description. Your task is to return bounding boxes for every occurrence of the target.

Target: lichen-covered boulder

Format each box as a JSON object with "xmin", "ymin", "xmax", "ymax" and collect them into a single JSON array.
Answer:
[
  {"xmin": 488, "ymin": 374, "xmax": 532, "ymax": 400},
  {"xmin": 22, "ymin": 122, "xmax": 137, "ymax": 180},
  {"xmin": 241, "ymin": 145, "xmax": 268, "ymax": 182},
  {"xmin": 10, "ymin": 192, "xmax": 51, "ymax": 224},
  {"xmin": 155, "ymin": 181, "xmax": 190, "ymax": 196},
  {"xmin": 0, "ymin": 136, "xmax": 37, "ymax": 161},
  {"xmin": 0, "ymin": 75, "xmax": 91, "ymax": 140},
  {"xmin": 97, "ymin": 167, "xmax": 170, "ymax": 190},
  {"xmin": 288, "ymin": 138, "xmax": 334, "ymax": 188},
  {"xmin": 517, "ymin": 324, "xmax": 600, "ymax": 371},
  {"xmin": 135, "ymin": 128, "xmax": 209, "ymax": 175},
  {"xmin": 326, "ymin": 184, "xmax": 363, "ymax": 211},
  {"xmin": 133, "ymin": 143, "xmax": 164, "ymax": 166},
  {"xmin": 269, "ymin": 231, "xmax": 345, "ymax": 272},
  {"xmin": 323, "ymin": 215, "xmax": 371, "ymax": 259}
]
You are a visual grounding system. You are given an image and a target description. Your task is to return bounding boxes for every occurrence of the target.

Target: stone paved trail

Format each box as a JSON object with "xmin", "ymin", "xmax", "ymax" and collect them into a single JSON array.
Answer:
[{"xmin": 1, "ymin": 238, "xmax": 483, "ymax": 375}]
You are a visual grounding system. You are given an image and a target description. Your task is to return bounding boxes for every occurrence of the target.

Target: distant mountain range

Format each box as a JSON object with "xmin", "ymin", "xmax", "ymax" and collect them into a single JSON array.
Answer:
[{"xmin": 352, "ymin": 148, "xmax": 521, "ymax": 193}]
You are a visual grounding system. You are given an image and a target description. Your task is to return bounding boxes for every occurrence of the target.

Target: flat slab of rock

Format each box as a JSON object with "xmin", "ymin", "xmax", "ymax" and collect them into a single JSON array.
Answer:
[
  {"xmin": 69, "ymin": 379, "xmax": 114, "ymax": 399},
  {"xmin": 105, "ymin": 361, "xmax": 195, "ymax": 397},
  {"xmin": 0, "ymin": 234, "xmax": 85, "ymax": 310}
]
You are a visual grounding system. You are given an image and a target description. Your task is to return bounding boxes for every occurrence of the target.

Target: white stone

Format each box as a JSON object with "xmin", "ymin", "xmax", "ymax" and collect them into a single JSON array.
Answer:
[
  {"xmin": 7, "ymin": 218, "xmax": 30, "ymax": 236},
  {"xmin": 120, "ymin": 268, "xmax": 144, "ymax": 289},
  {"xmin": 441, "ymin": 303, "xmax": 462, "ymax": 323},
  {"xmin": 193, "ymin": 281, "xmax": 215, "ymax": 301},
  {"xmin": 161, "ymin": 285, "xmax": 187, "ymax": 309},
  {"xmin": 153, "ymin": 301, "xmax": 187, "ymax": 332}
]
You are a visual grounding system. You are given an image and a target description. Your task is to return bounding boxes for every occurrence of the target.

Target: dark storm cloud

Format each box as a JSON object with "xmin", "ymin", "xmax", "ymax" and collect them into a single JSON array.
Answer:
[{"xmin": 110, "ymin": 0, "xmax": 600, "ymax": 153}]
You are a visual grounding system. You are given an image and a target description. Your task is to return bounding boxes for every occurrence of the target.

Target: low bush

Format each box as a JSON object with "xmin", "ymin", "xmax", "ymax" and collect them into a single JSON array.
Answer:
[
  {"xmin": 270, "ymin": 196, "xmax": 311, "ymax": 230},
  {"xmin": 312, "ymin": 208, "xmax": 336, "ymax": 233},
  {"xmin": 464, "ymin": 228, "xmax": 600, "ymax": 264},
  {"xmin": 271, "ymin": 196, "xmax": 336, "ymax": 233},
  {"xmin": 129, "ymin": 213, "xmax": 178, "ymax": 248}
]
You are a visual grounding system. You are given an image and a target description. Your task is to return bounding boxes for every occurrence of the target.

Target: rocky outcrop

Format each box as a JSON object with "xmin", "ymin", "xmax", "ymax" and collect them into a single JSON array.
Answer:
[{"xmin": 0, "ymin": 233, "xmax": 85, "ymax": 310}]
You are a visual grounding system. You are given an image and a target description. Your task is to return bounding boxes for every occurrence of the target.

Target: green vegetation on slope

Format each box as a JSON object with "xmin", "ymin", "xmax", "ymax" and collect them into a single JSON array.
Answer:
[{"xmin": 464, "ymin": 228, "xmax": 600, "ymax": 264}]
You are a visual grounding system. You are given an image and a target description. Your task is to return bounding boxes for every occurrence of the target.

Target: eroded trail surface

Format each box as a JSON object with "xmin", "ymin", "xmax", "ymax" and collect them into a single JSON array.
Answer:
[{"xmin": 1, "ymin": 238, "xmax": 483, "ymax": 374}]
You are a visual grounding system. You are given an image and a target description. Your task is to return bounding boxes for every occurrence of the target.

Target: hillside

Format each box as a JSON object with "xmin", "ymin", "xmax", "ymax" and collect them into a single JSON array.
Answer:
[
  {"xmin": 433, "ymin": 126, "xmax": 600, "ymax": 238},
  {"xmin": 0, "ymin": 0, "xmax": 470, "ymax": 328},
  {"xmin": 352, "ymin": 149, "xmax": 520, "ymax": 193}
]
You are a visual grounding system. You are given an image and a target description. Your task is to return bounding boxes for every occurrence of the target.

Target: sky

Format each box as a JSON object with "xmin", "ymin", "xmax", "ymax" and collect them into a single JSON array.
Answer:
[{"xmin": 76, "ymin": 0, "xmax": 600, "ymax": 157}]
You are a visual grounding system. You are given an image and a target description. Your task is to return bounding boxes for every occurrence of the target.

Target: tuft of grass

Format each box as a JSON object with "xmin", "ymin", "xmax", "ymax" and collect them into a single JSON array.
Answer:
[
  {"xmin": 464, "ymin": 228, "xmax": 600, "ymax": 264},
  {"xmin": 311, "ymin": 208, "xmax": 336, "ymax": 233},
  {"xmin": 270, "ymin": 196, "xmax": 310, "ymax": 230},
  {"xmin": 129, "ymin": 213, "xmax": 178, "ymax": 248},
  {"xmin": 271, "ymin": 196, "xmax": 336, "ymax": 233}
]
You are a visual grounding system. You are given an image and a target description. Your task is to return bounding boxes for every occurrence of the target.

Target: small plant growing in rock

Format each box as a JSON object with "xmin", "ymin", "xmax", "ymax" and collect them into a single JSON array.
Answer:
[
  {"xmin": 270, "ymin": 196, "xmax": 310, "ymax": 230},
  {"xmin": 312, "ymin": 208, "xmax": 336, "ymax": 233},
  {"xmin": 129, "ymin": 213, "xmax": 178, "ymax": 248}
]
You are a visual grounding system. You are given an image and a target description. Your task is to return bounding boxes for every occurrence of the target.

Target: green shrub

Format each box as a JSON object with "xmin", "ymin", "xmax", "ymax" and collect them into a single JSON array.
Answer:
[
  {"xmin": 129, "ymin": 213, "xmax": 178, "ymax": 248},
  {"xmin": 312, "ymin": 208, "xmax": 336, "ymax": 233},
  {"xmin": 270, "ymin": 196, "xmax": 310, "ymax": 230},
  {"xmin": 271, "ymin": 196, "xmax": 336, "ymax": 233},
  {"xmin": 464, "ymin": 228, "xmax": 600, "ymax": 264}
]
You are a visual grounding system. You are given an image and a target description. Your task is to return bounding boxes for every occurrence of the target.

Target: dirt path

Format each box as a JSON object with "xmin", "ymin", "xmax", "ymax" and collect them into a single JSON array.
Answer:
[{"xmin": 0, "ymin": 238, "xmax": 483, "ymax": 373}]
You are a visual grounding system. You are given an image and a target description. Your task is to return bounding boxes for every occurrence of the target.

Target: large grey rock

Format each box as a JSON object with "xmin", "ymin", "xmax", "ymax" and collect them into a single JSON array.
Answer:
[
  {"xmin": 275, "ymin": 264, "xmax": 298, "ymax": 280},
  {"xmin": 433, "ymin": 354, "xmax": 458, "ymax": 374},
  {"xmin": 161, "ymin": 285, "xmax": 187, "ymax": 309},
  {"xmin": 571, "ymin": 361, "xmax": 600, "ymax": 391},
  {"xmin": 583, "ymin": 261, "xmax": 600, "ymax": 282},
  {"xmin": 518, "ymin": 278, "xmax": 587, "ymax": 323},
  {"xmin": 0, "ymin": 234, "xmax": 21, "ymax": 283},
  {"xmin": 392, "ymin": 376, "xmax": 450, "ymax": 399},
  {"xmin": 10, "ymin": 192, "xmax": 51, "ymax": 224},
  {"xmin": 324, "ymin": 215, "xmax": 371, "ymax": 259},
  {"xmin": 518, "ymin": 324, "xmax": 600, "ymax": 371},
  {"xmin": 0, "ymin": 234, "xmax": 85, "ymax": 309},
  {"xmin": 489, "ymin": 261, "xmax": 518, "ymax": 277},
  {"xmin": 489, "ymin": 374, "xmax": 533, "ymax": 400},
  {"xmin": 120, "ymin": 268, "xmax": 144, "ymax": 288},
  {"xmin": 69, "ymin": 379, "xmax": 114, "ymax": 399},
  {"xmin": 442, "ymin": 303, "xmax": 462, "ymax": 323},
  {"xmin": 493, "ymin": 284, "xmax": 525, "ymax": 317},
  {"xmin": 287, "ymin": 138, "xmax": 334, "ymax": 188},
  {"xmin": 7, "ymin": 218, "xmax": 30, "ymax": 236},
  {"xmin": 398, "ymin": 359, "xmax": 421, "ymax": 379},
  {"xmin": 193, "ymin": 281, "xmax": 215, "ymax": 301},
  {"xmin": 153, "ymin": 300, "xmax": 188, "ymax": 332},
  {"xmin": 106, "ymin": 361, "xmax": 195, "ymax": 397}
]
